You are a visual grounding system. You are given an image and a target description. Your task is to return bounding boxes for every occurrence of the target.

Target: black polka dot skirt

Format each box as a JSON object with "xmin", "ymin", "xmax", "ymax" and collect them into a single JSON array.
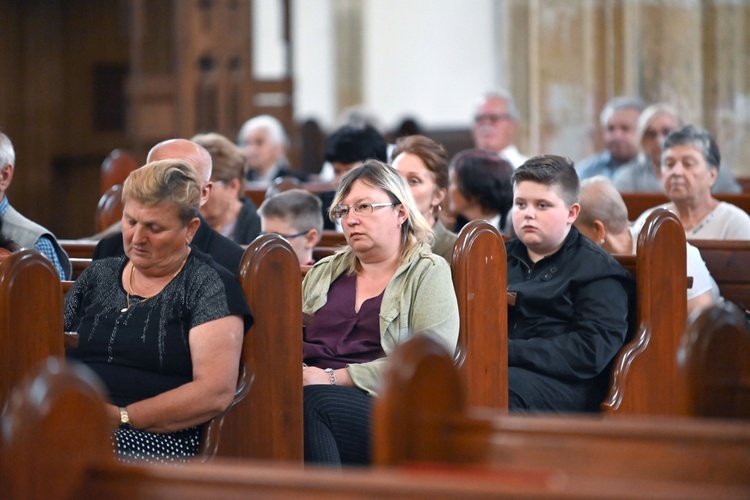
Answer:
[{"xmin": 113, "ymin": 426, "xmax": 200, "ymax": 464}]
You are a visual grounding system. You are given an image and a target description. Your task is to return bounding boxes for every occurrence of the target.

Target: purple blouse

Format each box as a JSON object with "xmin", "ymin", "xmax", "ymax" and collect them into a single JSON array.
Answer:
[{"xmin": 303, "ymin": 273, "xmax": 386, "ymax": 369}]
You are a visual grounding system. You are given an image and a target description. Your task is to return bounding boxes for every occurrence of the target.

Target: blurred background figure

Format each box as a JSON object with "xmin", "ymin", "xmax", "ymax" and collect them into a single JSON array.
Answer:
[
  {"xmin": 193, "ymin": 133, "xmax": 261, "ymax": 245},
  {"xmin": 318, "ymin": 125, "xmax": 389, "ymax": 230},
  {"xmin": 633, "ymin": 125, "xmax": 750, "ymax": 240},
  {"xmin": 238, "ymin": 115, "xmax": 303, "ymax": 184},
  {"xmin": 577, "ymin": 96, "xmax": 646, "ymax": 181},
  {"xmin": 448, "ymin": 148, "xmax": 514, "ymax": 233},
  {"xmin": 471, "ymin": 88, "xmax": 528, "ymax": 168},
  {"xmin": 259, "ymin": 189, "xmax": 323, "ymax": 265},
  {"xmin": 577, "ymin": 176, "xmax": 721, "ymax": 316},
  {"xmin": 392, "ymin": 134, "xmax": 456, "ymax": 261},
  {"xmin": 613, "ymin": 104, "xmax": 741, "ymax": 193}
]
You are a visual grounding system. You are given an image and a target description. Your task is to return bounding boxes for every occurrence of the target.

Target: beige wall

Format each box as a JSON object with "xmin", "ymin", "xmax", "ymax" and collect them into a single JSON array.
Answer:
[{"xmin": 502, "ymin": 0, "xmax": 749, "ymax": 173}]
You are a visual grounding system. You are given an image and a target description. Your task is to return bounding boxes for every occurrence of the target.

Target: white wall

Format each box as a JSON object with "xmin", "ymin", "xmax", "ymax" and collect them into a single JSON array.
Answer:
[{"xmin": 291, "ymin": 0, "xmax": 498, "ymax": 130}]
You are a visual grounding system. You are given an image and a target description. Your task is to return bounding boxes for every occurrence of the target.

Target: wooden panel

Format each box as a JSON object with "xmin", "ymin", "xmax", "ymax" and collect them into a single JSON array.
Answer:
[{"xmin": 0, "ymin": 250, "xmax": 64, "ymax": 408}]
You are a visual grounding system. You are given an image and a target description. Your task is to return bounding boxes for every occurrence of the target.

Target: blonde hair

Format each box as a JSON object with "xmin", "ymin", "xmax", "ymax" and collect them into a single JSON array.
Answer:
[
  {"xmin": 123, "ymin": 160, "xmax": 201, "ymax": 226},
  {"xmin": 330, "ymin": 160, "xmax": 433, "ymax": 274}
]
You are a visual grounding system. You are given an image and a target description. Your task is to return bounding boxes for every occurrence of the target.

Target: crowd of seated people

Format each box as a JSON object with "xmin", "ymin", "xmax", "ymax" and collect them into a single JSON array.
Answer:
[{"xmin": 6, "ymin": 85, "xmax": 750, "ymax": 467}]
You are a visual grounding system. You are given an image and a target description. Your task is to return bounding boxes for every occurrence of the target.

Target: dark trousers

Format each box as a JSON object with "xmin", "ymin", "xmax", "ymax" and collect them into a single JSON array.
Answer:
[
  {"xmin": 508, "ymin": 366, "xmax": 603, "ymax": 412},
  {"xmin": 303, "ymin": 385, "xmax": 372, "ymax": 466}
]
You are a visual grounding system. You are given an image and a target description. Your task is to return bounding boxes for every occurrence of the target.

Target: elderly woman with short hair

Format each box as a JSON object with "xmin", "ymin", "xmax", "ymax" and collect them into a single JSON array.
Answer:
[
  {"xmin": 302, "ymin": 160, "xmax": 459, "ymax": 466},
  {"xmin": 633, "ymin": 125, "xmax": 750, "ymax": 239},
  {"xmin": 65, "ymin": 159, "xmax": 253, "ymax": 462},
  {"xmin": 613, "ymin": 105, "xmax": 741, "ymax": 193}
]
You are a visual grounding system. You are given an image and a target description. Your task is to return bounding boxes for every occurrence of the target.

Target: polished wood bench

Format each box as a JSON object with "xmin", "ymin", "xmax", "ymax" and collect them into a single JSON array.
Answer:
[
  {"xmin": 3, "ymin": 358, "xmax": 745, "ymax": 499},
  {"xmin": 689, "ymin": 239, "xmax": 750, "ymax": 309},
  {"xmin": 621, "ymin": 191, "xmax": 750, "ymax": 220},
  {"xmin": 678, "ymin": 301, "xmax": 750, "ymax": 419},
  {"xmin": 372, "ymin": 334, "xmax": 750, "ymax": 490},
  {"xmin": 0, "ymin": 249, "xmax": 64, "ymax": 408},
  {"xmin": 59, "ymin": 239, "xmax": 98, "ymax": 259},
  {"xmin": 604, "ymin": 208, "xmax": 688, "ymax": 415}
]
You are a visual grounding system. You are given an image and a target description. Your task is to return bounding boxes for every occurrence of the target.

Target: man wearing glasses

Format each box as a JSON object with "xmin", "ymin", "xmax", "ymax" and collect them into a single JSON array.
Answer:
[{"xmin": 471, "ymin": 89, "xmax": 528, "ymax": 169}]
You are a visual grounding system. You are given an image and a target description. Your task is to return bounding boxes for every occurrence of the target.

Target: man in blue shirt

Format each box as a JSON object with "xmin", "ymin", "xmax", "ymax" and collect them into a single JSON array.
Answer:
[
  {"xmin": 0, "ymin": 131, "xmax": 71, "ymax": 280},
  {"xmin": 577, "ymin": 96, "xmax": 645, "ymax": 181}
]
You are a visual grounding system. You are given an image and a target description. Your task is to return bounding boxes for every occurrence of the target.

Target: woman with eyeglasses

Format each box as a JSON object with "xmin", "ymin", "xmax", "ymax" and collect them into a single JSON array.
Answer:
[{"xmin": 301, "ymin": 160, "xmax": 459, "ymax": 466}]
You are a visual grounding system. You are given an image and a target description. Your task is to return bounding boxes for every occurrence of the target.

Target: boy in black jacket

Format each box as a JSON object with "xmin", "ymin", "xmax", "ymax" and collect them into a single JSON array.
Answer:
[{"xmin": 506, "ymin": 155, "xmax": 634, "ymax": 412}]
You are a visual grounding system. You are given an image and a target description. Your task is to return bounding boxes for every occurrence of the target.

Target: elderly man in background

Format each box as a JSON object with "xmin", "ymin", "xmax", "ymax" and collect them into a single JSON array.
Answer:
[
  {"xmin": 0, "ymin": 131, "xmax": 71, "ymax": 279},
  {"xmin": 577, "ymin": 96, "xmax": 646, "ymax": 180},
  {"xmin": 471, "ymin": 89, "xmax": 528, "ymax": 168},
  {"xmin": 93, "ymin": 139, "xmax": 245, "ymax": 276},
  {"xmin": 613, "ymin": 103, "xmax": 741, "ymax": 194},
  {"xmin": 238, "ymin": 115, "xmax": 303, "ymax": 183}
]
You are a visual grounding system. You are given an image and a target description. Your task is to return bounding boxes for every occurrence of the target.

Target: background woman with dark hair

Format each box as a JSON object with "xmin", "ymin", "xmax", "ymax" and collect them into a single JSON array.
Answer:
[
  {"xmin": 448, "ymin": 148, "xmax": 514, "ymax": 233},
  {"xmin": 392, "ymin": 134, "xmax": 456, "ymax": 261}
]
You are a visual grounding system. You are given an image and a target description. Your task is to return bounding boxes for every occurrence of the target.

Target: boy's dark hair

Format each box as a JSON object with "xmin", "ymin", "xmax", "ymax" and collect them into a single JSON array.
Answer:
[
  {"xmin": 512, "ymin": 155, "xmax": 580, "ymax": 207},
  {"xmin": 662, "ymin": 124, "xmax": 721, "ymax": 170}
]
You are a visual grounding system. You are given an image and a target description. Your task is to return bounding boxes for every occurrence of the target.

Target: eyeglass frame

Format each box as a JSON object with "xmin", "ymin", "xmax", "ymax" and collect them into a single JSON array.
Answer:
[
  {"xmin": 260, "ymin": 229, "xmax": 311, "ymax": 239},
  {"xmin": 331, "ymin": 202, "xmax": 398, "ymax": 220}
]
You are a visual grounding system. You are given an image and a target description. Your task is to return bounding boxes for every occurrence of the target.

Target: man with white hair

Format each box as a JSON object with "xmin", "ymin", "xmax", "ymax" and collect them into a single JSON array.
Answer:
[
  {"xmin": 471, "ymin": 89, "xmax": 528, "ymax": 168},
  {"xmin": 238, "ymin": 115, "xmax": 300, "ymax": 183},
  {"xmin": 577, "ymin": 96, "xmax": 646, "ymax": 180},
  {"xmin": 0, "ymin": 131, "xmax": 71, "ymax": 279},
  {"xmin": 93, "ymin": 139, "xmax": 245, "ymax": 276}
]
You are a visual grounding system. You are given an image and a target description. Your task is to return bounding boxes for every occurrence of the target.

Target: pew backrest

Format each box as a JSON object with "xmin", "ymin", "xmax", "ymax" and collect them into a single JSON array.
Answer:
[
  {"xmin": 678, "ymin": 302, "xmax": 750, "ymax": 419},
  {"xmin": 94, "ymin": 184, "xmax": 124, "ymax": 233},
  {"xmin": 100, "ymin": 149, "xmax": 138, "ymax": 196},
  {"xmin": 450, "ymin": 220, "xmax": 507, "ymax": 410},
  {"xmin": 622, "ymin": 191, "xmax": 750, "ymax": 220},
  {"xmin": 603, "ymin": 208, "xmax": 688, "ymax": 415},
  {"xmin": 0, "ymin": 250, "xmax": 64, "ymax": 408},
  {"xmin": 203, "ymin": 234, "xmax": 303, "ymax": 461},
  {"xmin": 3, "ymin": 354, "xmax": 748, "ymax": 499},
  {"xmin": 689, "ymin": 239, "xmax": 750, "ymax": 309},
  {"xmin": 373, "ymin": 335, "xmax": 750, "ymax": 488},
  {"xmin": 59, "ymin": 239, "xmax": 98, "ymax": 259}
]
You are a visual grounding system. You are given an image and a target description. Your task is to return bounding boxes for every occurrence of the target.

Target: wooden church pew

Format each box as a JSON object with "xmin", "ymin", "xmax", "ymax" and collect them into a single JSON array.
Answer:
[
  {"xmin": 677, "ymin": 301, "xmax": 750, "ymax": 419},
  {"xmin": 450, "ymin": 220, "xmax": 507, "ymax": 409},
  {"xmin": 207, "ymin": 233, "xmax": 304, "ymax": 461},
  {"xmin": 372, "ymin": 335, "xmax": 750, "ymax": 491},
  {"xmin": 603, "ymin": 208, "xmax": 688, "ymax": 415},
  {"xmin": 621, "ymin": 191, "xmax": 750, "ymax": 220},
  {"xmin": 59, "ymin": 239, "xmax": 98, "ymax": 259},
  {"xmin": 2, "ymin": 358, "xmax": 744, "ymax": 500},
  {"xmin": 689, "ymin": 239, "xmax": 750, "ymax": 309},
  {"xmin": 0, "ymin": 249, "xmax": 64, "ymax": 408}
]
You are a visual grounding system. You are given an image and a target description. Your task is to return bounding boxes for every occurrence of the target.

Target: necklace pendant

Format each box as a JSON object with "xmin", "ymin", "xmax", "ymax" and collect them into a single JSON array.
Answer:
[{"xmin": 120, "ymin": 307, "xmax": 128, "ymax": 313}]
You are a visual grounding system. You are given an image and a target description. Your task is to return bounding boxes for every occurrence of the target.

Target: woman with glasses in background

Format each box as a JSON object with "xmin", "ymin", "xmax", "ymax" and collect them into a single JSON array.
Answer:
[{"xmin": 301, "ymin": 160, "xmax": 459, "ymax": 467}]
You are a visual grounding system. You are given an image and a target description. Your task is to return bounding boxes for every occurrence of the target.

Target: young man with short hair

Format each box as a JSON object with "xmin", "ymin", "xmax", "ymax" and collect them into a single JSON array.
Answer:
[{"xmin": 506, "ymin": 155, "xmax": 634, "ymax": 412}]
